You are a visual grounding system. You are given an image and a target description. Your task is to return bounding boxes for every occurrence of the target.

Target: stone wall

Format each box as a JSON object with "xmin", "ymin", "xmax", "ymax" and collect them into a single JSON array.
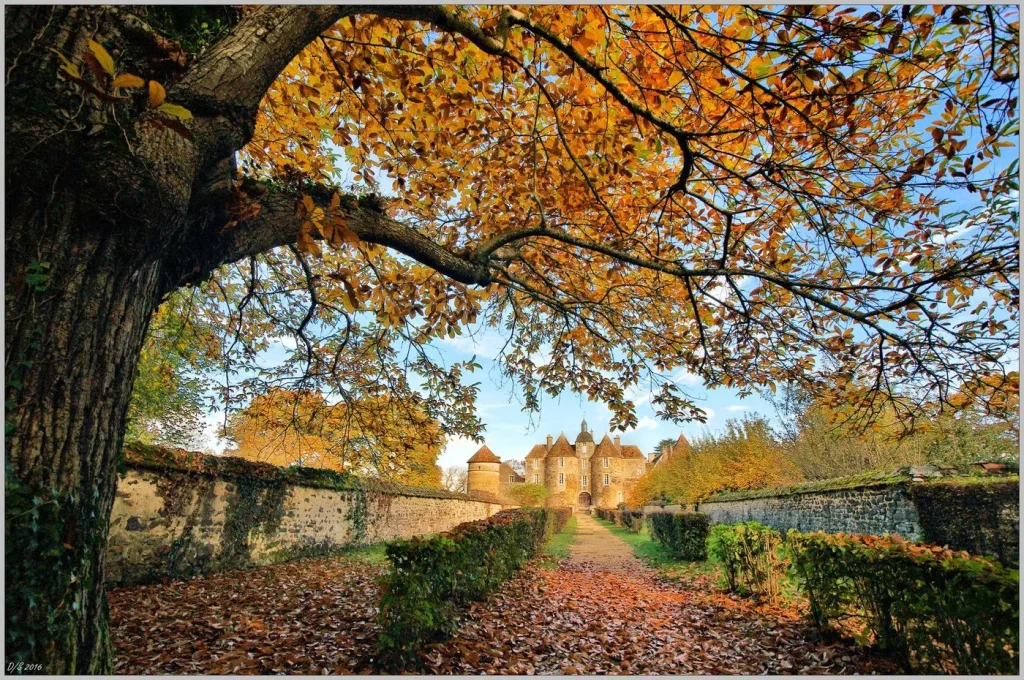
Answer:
[
  {"xmin": 106, "ymin": 445, "xmax": 504, "ymax": 586},
  {"xmin": 697, "ymin": 469, "xmax": 1019, "ymax": 566},
  {"xmin": 700, "ymin": 485, "xmax": 921, "ymax": 537}
]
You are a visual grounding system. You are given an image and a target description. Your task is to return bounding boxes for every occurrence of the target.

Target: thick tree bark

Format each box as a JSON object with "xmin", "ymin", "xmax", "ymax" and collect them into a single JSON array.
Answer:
[
  {"xmin": 4, "ymin": 7, "xmax": 171, "ymax": 670},
  {"xmin": 2, "ymin": 6, "xmax": 348, "ymax": 673},
  {"xmin": 2, "ymin": 5, "xmax": 486, "ymax": 673}
]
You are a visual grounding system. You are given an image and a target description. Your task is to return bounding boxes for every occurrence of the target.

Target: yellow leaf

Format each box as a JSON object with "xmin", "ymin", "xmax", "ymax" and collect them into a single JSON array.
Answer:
[
  {"xmin": 148, "ymin": 80, "xmax": 166, "ymax": 108},
  {"xmin": 158, "ymin": 103, "xmax": 193, "ymax": 120},
  {"xmin": 302, "ymin": 195, "xmax": 315, "ymax": 213},
  {"xmin": 112, "ymin": 73, "xmax": 146, "ymax": 89},
  {"xmin": 60, "ymin": 63, "xmax": 82, "ymax": 80},
  {"xmin": 88, "ymin": 40, "xmax": 115, "ymax": 76}
]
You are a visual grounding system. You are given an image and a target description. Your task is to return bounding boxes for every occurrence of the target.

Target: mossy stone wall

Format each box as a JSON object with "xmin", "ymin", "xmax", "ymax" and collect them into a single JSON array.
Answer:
[
  {"xmin": 699, "ymin": 473, "xmax": 1019, "ymax": 567},
  {"xmin": 106, "ymin": 445, "xmax": 504, "ymax": 586}
]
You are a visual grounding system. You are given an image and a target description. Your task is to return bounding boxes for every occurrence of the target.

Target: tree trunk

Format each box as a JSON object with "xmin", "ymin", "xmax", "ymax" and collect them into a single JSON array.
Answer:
[
  {"xmin": 5, "ymin": 4, "xmax": 457, "ymax": 672},
  {"xmin": 4, "ymin": 7, "xmax": 174, "ymax": 672},
  {"xmin": 5, "ymin": 210, "xmax": 162, "ymax": 673}
]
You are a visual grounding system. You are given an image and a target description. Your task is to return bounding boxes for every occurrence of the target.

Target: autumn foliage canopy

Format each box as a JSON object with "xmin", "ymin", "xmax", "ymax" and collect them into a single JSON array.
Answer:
[{"xmin": 157, "ymin": 4, "xmax": 1020, "ymax": 442}]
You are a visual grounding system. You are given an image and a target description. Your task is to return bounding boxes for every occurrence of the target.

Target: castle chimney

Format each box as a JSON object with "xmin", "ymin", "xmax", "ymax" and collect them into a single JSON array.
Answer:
[
  {"xmin": 614, "ymin": 435, "xmax": 621, "ymax": 447},
  {"xmin": 546, "ymin": 434, "xmax": 553, "ymax": 448}
]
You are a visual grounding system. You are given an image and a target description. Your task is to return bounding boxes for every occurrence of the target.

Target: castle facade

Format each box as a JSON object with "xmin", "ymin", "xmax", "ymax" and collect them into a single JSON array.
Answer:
[{"xmin": 466, "ymin": 420, "xmax": 650, "ymax": 510}]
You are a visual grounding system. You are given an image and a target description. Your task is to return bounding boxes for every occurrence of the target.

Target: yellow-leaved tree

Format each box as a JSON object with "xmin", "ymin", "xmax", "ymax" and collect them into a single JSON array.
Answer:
[
  {"xmin": 225, "ymin": 388, "xmax": 443, "ymax": 488},
  {"xmin": 630, "ymin": 417, "xmax": 803, "ymax": 506},
  {"xmin": 5, "ymin": 5, "xmax": 1018, "ymax": 670}
]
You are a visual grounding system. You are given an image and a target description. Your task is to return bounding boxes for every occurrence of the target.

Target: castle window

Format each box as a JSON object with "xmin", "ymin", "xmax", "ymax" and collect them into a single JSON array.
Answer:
[
  {"xmin": 533, "ymin": 460, "xmax": 539, "ymax": 470},
  {"xmin": 617, "ymin": 491, "xmax": 623, "ymax": 503},
  {"xmin": 558, "ymin": 473, "xmax": 565, "ymax": 485},
  {"xmin": 603, "ymin": 474, "xmax": 610, "ymax": 486},
  {"xmin": 559, "ymin": 457, "xmax": 564, "ymax": 468},
  {"xmin": 603, "ymin": 457, "xmax": 609, "ymax": 468},
  {"xmin": 509, "ymin": 475, "xmax": 515, "ymax": 483},
  {"xmin": 533, "ymin": 474, "xmax": 539, "ymax": 484},
  {"xmin": 582, "ymin": 475, "xmax": 588, "ymax": 486}
]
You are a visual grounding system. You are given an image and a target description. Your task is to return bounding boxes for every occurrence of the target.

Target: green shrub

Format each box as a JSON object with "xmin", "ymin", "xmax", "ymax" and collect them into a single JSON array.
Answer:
[
  {"xmin": 647, "ymin": 512, "xmax": 710, "ymax": 560},
  {"xmin": 505, "ymin": 482, "xmax": 550, "ymax": 507},
  {"xmin": 707, "ymin": 522, "xmax": 786, "ymax": 601},
  {"xmin": 377, "ymin": 508, "xmax": 570, "ymax": 669},
  {"xmin": 788, "ymin": 531, "xmax": 1019, "ymax": 674},
  {"xmin": 620, "ymin": 510, "xmax": 644, "ymax": 533}
]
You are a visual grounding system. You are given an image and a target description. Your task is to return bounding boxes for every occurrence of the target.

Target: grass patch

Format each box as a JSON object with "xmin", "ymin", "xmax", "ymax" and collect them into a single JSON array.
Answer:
[
  {"xmin": 596, "ymin": 517, "xmax": 718, "ymax": 581},
  {"xmin": 539, "ymin": 515, "xmax": 578, "ymax": 569},
  {"xmin": 336, "ymin": 542, "xmax": 389, "ymax": 565}
]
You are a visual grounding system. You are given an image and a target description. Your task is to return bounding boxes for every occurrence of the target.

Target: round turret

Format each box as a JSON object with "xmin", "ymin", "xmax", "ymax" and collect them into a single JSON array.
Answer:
[{"xmin": 466, "ymin": 445, "xmax": 501, "ymax": 497}]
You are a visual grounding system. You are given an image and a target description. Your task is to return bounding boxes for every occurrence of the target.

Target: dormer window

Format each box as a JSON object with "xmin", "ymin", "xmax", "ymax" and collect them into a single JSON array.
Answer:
[
  {"xmin": 509, "ymin": 475, "xmax": 515, "ymax": 483},
  {"xmin": 603, "ymin": 457, "xmax": 609, "ymax": 468},
  {"xmin": 559, "ymin": 456, "xmax": 564, "ymax": 468}
]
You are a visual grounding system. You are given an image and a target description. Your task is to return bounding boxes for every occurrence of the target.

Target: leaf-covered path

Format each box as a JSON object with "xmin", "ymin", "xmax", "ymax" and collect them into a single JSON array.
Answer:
[{"xmin": 109, "ymin": 517, "xmax": 895, "ymax": 675}]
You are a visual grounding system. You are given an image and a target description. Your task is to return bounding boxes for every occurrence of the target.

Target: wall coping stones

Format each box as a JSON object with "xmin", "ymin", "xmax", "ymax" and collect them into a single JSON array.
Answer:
[
  {"xmin": 121, "ymin": 442, "xmax": 486, "ymax": 503},
  {"xmin": 704, "ymin": 467, "xmax": 1019, "ymax": 503}
]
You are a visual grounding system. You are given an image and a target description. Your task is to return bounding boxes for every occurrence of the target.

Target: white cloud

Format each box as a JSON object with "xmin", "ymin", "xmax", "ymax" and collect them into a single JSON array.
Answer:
[
  {"xmin": 438, "ymin": 328, "xmax": 507, "ymax": 360},
  {"xmin": 438, "ymin": 435, "xmax": 485, "ymax": 469},
  {"xmin": 630, "ymin": 416, "xmax": 659, "ymax": 431},
  {"xmin": 725, "ymin": 405, "xmax": 749, "ymax": 413},
  {"xmin": 268, "ymin": 335, "xmax": 298, "ymax": 350},
  {"xmin": 625, "ymin": 367, "xmax": 702, "ymax": 408},
  {"xmin": 199, "ymin": 410, "xmax": 231, "ymax": 454}
]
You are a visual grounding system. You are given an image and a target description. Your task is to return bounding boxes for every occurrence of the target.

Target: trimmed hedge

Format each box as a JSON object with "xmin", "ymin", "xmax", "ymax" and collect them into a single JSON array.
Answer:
[
  {"xmin": 648, "ymin": 512, "xmax": 710, "ymax": 560},
  {"xmin": 377, "ymin": 507, "xmax": 570, "ymax": 668},
  {"xmin": 620, "ymin": 509, "xmax": 644, "ymax": 533},
  {"xmin": 788, "ymin": 531, "xmax": 1019, "ymax": 674},
  {"xmin": 707, "ymin": 522, "xmax": 786, "ymax": 601},
  {"xmin": 595, "ymin": 508, "xmax": 644, "ymax": 532}
]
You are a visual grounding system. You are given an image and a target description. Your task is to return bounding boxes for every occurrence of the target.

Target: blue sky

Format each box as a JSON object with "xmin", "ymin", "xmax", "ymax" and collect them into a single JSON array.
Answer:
[
  {"xmin": 428, "ymin": 326, "xmax": 777, "ymax": 470},
  {"xmin": 197, "ymin": 324, "xmax": 779, "ymax": 470}
]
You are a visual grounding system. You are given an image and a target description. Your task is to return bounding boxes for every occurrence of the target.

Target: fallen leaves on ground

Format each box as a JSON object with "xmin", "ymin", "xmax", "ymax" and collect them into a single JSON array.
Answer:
[
  {"xmin": 109, "ymin": 557, "xmax": 386, "ymax": 674},
  {"xmin": 422, "ymin": 562, "xmax": 896, "ymax": 675},
  {"xmin": 109, "ymin": 556, "xmax": 896, "ymax": 675}
]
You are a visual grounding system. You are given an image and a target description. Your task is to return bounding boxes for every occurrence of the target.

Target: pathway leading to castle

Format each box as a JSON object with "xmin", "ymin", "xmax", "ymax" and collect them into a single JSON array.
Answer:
[
  {"xmin": 109, "ymin": 513, "xmax": 894, "ymax": 674},
  {"xmin": 567, "ymin": 511, "xmax": 642, "ymax": 569}
]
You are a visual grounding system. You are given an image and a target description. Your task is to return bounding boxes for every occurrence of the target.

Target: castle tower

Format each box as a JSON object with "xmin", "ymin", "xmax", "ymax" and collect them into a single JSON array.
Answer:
[
  {"xmin": 545, "ymin": 433, "xmax": 580, "ymax": 508},
  {"xmin": 574, "ymin": 420, "xmax": 595, "ymax": 508},
  {"xmin": 466, "ymin": 445, "xmax": 502, "ymax": 497},
  {"xmin": 525, "ymin": 443, "xmax": 547, "ymax": 485}
]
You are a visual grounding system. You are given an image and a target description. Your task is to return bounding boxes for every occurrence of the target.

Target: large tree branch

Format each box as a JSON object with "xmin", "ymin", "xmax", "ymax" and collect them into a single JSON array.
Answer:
[
  {"xmin": 178, "ymin": 184, "xmax": 494, "ymax": 289},
  {"xmin": 173, "ymin": 5, "xmax": 349, "ymax": 157}
]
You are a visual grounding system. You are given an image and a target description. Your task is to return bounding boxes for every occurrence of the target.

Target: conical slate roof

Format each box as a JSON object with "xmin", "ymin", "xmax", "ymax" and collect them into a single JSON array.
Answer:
[
  {"xmin": 674, "ymin": 434, "xmax": 692, "ymax": 456},
  {"xmin": 545, "ymin": 433, "xmax": 576, "ymax": 458},
  {"xmin": 594, "ymin": 434, "xmax": 622, "ymax": 457},
  {"xmin": 467, "ymin": 445, "xmax": 501, "ymax": 464},
  {"xmin": 575, "ymin": 418, "xmax": 594, "ymax": 443}
]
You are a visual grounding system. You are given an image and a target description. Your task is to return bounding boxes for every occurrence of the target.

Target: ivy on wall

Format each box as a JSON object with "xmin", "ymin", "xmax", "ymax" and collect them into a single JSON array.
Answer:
[
  {"xmin": 112, "ymin": 443, "xmax": 486, "ymax": 586},
  {"xmin": 910, "ymin": 477, "xmax": 1019, "ymax": 567}
]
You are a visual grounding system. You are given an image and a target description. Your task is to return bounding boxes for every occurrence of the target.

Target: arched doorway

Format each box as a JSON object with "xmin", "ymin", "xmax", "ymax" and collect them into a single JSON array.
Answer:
[{"xmin": 578, "ymin": 492, "xmax": 592, "ymax": 508}]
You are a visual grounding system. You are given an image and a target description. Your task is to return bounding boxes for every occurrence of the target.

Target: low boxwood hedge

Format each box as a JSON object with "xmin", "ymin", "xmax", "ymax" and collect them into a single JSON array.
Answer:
[
  {"xmin": 376, "ymin": 507, "xmax": 570, "ymax": 668},
  {"xmin": 788, "ymin": 530, "xmax": 1019, "ymax": 674},
  {"xmin": 595, "ymin": 508, "xmax": 644, "ymax": 532},
  {"xmin": 647, "ymin": 512, "xmax": 710, "ymax": 560},
  {"xmin": 707, "ymin": 522, "xmax": 786, "ymax": 601}
]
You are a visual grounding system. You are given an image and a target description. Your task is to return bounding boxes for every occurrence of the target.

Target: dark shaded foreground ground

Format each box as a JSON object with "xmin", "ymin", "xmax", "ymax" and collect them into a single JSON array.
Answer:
[{"xmin": 109, "ymin": 526, "xmax": 896, "ymax": 675}]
